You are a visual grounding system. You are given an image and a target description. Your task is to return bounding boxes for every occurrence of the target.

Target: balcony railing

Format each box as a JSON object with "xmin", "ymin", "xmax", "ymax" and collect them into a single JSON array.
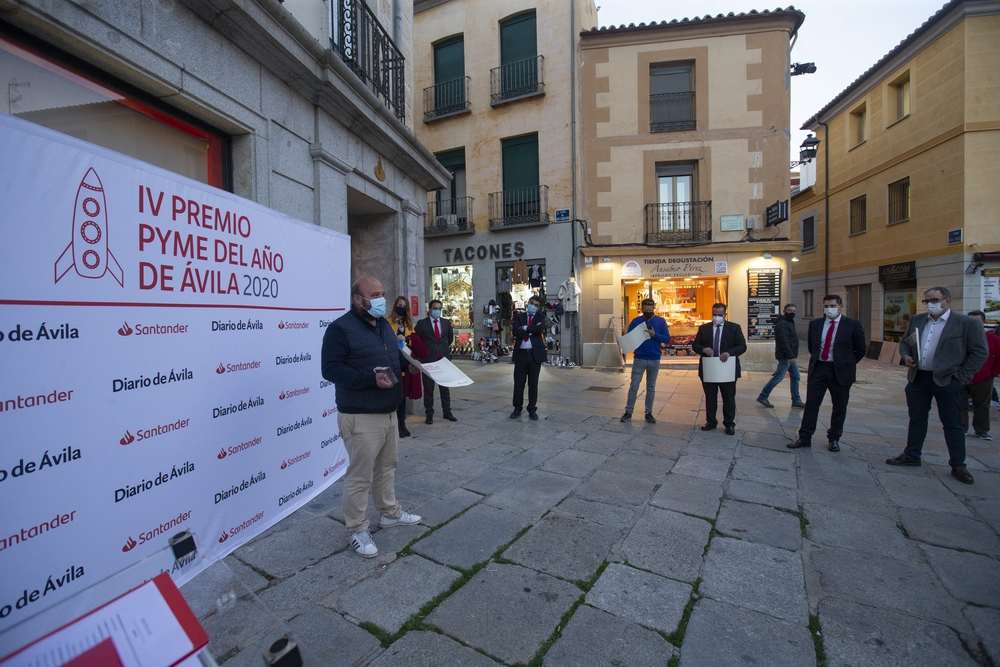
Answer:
[
  {"xmin": 488, "ymin": 186, "xmax": 549, "ymax": 229},
  {"xmin": 423, "ymin": 77, "xmax": 471, "ymax": 122},
  {"xmin": 645, "ymin": 201, "xmax": 712, "ymax": 245},
  {"xmin": 332, "ymin": 0, "xmax": 405, "ymax": 122},
  {"xmin": 425, "ymin": 198, "xmax": 475, "ymax": 237},
  {"xmin": 490, "ymin": 56, "xmax": 545, "ymax": 105},
  {"xmin": 650, "ymin": 91, "xmax": 696, "ymax": 132}
]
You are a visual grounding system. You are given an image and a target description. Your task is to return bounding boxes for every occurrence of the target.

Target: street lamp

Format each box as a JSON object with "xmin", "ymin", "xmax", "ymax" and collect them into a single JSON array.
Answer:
[
  {"xmin": 791, "ymin": 133, "xmax": 820, "ymax": 167},
  {"xmin": 790, "ymin": 62, "xmax": 817, "ymax": 76}
]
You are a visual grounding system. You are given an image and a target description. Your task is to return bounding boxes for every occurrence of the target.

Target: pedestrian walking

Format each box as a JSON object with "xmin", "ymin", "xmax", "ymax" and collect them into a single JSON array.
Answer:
[
  {"xmin": 756, "ymin": 303, "xmax": 805, "ymax": 409},
  {"xmin": 961, "ymin": 310, "xmax": 999, "ymax": 441},
  {"xmin": 621, "ymin": 298, "xmax": 671, "ymax": 424},
  {"xmin": 414, "ymin": 299, "xmax": 457, "ymax": 424},
  {"xmin": 511, "ymin": 295, "xmax": 547, "ymax": 420},
  {"xmin": 693, "ymin": 303, "xmax": 746, "ymax": 435}
]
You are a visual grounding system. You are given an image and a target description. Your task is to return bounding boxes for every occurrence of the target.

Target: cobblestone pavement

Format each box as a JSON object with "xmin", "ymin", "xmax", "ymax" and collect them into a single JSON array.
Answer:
[{"xmin": 182, "ymin": 356, "xmax": 1000, "ymax": 666}]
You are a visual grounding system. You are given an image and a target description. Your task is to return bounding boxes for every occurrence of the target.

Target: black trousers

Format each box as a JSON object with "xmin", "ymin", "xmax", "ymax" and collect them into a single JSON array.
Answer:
[
  {"xmin": 513, "ymin": 353, "xmax": 542, "ymax": 413},
  {"xmin": 702, "ymin": 381, "xmax": 737, "ymax": 428},
  {"xmin": 798, "ymin": 362, "xmax": 852, "ymax": 443},
  {"xmin": 905, "ymin": 371, "xmax": 966, "ymax": 468},
  {"xmin": 422, "ymin": 373, "xmax": 451, "ymax": 416}
]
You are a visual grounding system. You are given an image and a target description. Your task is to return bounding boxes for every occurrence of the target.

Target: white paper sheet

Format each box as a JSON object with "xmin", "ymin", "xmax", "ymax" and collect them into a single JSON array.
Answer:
[
  {"xmin": 702, "ymin": 356, "xmax": 736, "ymax": 383},
  {"xmin": 617, "ymin": 324, "xmax": 653, "ymax": 354},
  {"xmin": 401, "ymin": 348, "xmax": 474, "ymax": 388}
]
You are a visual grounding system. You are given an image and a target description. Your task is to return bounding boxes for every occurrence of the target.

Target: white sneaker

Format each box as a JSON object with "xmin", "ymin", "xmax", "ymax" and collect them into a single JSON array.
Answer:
[
  {"xmin": 379, "ymin": 512, "xmax": 422, "ymax": 528},
  {"xmin": 350, "ymin": 530, "xmax": 378, "ymax": 558}
]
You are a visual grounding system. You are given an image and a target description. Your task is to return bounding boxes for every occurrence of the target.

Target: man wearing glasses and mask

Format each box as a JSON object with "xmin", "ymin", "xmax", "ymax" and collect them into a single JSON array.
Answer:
[{"xmin": 887, "ymin": 286, "xmax": 988, "ymax": 484}]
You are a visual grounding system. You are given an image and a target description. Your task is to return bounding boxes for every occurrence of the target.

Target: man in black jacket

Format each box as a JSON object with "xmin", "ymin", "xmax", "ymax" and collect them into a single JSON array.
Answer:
[
  {"xmin": 414, "ymin": 299, "xmax": 456, "ymax": 424},
  {"xmin": 692, "ymin": 303, "xmax": 747, "ymax": 435},
  {"xmin": 787, "ymin": 294, "xmax": 867, "ymax": 452},
  {"xmin": 322, "ymin": 276, "xmax": 421, "ymax": 558},
  {"xmin": 511, "ymin": 295, "xmax": 548, "ymax": 420},
  {"xmin": 756, "ymin": 304, "xmax": 806, "ymax": 408}
]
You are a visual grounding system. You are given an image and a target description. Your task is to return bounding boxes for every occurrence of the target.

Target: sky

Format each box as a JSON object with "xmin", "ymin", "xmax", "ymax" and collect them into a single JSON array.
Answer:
[{"xmin": 594, "ymin": 0, "xmax": 948, "ymax": 161}]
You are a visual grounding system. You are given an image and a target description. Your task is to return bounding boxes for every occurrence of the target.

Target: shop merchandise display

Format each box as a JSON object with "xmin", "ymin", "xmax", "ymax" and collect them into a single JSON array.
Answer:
[{"xmin": 431, "ymin": 265, "xmax": 474, "ymax": 354}]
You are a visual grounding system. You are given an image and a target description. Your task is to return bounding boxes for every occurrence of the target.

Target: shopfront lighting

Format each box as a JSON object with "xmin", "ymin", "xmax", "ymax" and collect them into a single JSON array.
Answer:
[
  {"xmin": 791, "ymin": 256, "xmax": 800, "ymax": 262},
  {"xmin": 762, "ymin": 252, "xmax": 772, "ymax": 260}
]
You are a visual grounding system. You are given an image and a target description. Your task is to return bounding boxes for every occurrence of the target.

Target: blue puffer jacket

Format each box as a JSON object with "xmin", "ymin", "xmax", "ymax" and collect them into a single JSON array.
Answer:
[{"xmin": 321, "ymin": 308, "xmax": 403, "ymax": 414}]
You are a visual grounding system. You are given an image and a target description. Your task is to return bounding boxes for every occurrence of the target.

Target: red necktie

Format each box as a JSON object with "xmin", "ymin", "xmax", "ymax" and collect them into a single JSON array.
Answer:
[
  {"xmin": 434, "ymin": 319, "xmax": 441, "ymax": 341},
  {"xmin": 821, "ymin": 321, "xmax": 835, "ymax": 361}
]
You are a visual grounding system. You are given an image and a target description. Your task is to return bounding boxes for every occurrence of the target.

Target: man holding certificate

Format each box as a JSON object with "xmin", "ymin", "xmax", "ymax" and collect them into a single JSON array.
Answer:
[
  {"xmin": 621, "ymin": 298, "xmax": 672, "ymax": 424},
  {"xmin": 692, "ymin": 303, "xmax": 747, "ymax": 435}
]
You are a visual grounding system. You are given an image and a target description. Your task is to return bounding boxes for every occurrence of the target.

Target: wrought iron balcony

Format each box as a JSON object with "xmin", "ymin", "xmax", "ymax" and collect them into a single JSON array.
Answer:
[
  {"xmin": 423, "ymin": 77, "xmax": 471, "ymax": 122},
  {"xmin": 332, "ymin": 0, "xmax": 405, "ymax": 122},
  {"xmin": 425, "ymin": 198, "xmax": 475, "ymax": 237},
  {"xmin": 488, "ymin": 186, "xmax": 549, "ymax": 229},
  {"xmin": 650, "ymin": 91, "xmax": 696, "ymax": 132},
  {"xmin": 645, "ymin": 201, "xmax": 712, "ymax": 245},
  {"xmin": 490, "ymin": 56, "xmax": 545, "ymax": 105}
]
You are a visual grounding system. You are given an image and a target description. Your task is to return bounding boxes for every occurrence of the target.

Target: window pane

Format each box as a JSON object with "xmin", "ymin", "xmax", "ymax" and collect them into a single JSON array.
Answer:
[
  {"xmin": 500, "ymin": 13, "xmax": 536, "ymax": 66},
  {"xmin": 434, "ymin": 37, "xmax": 464, "ymax": 84},
  {"xmin": 502, "ymin": 134, "xmax": 539, "ymax": 191},
  {"xmin": 650, "ymin": 65, "xmax": 691, "ymax": 95}
]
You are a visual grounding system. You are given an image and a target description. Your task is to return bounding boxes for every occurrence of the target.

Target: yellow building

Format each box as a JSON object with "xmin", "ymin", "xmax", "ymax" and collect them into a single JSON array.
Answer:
[
  {"xmin": 791, "ymin": 0, "xmax": 1000, "ymax": 355},
  {"xmin": 578, "ymin": 10, "xmax": 804, "ymax": 368}
]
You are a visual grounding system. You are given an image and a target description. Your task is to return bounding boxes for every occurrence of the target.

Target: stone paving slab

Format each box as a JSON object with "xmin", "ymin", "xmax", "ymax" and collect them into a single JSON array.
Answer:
[
  {"xmin": 257, "ymin": 551, "xmax": 378, "ymax": 619},
  {"xmin": 680, "ymin": 598, "xmax": 815, "ymax": 667},
  {"xmin": 798, "ymin": 476, "xmax": 895, "ymax": 515},
  {"xmin": 504, "ymin": 514, "xmax": 622, "ymax": 582},
  {"xmin": 336, "ymin": 555, "xmax": 461, "ymax": 634},
  {"xmin": 370, "ymin": 523, "xmax": 429, "ymax": 557},
  {"xmin": 919, "ymin": 544, "xmax": 1000, "ymax": 607},
  {"xmin": 715, "ymin": 499, "xmax": 802, "ymax": 551},
  {"xmin": 701, "ymin": 536, "xmax": 808, "ymax": 622},
  {"xmin": 971, "ymin": 498, "xmax": 1000, "ymax": 533},
  {"xmin": 287, "ymin": 604, "xmax": 383, "ymax": 667},
  {"xmin": 876, "ymin": 471, "xmax": 973, "ymax": 516},
  {"xmin": 234, "ymin": 515, "xmax": 346, "ymax": 578},
  {"xmin": 585, "ymin": 563, "xmax": 691, "ymax": 635},
  {"xmin": 411, "ymin": 504, "xmax": 531, "ymax": 570},
  {"xmin": 964, "ymin": 606, "xmax": 1000, "ymax": 665},
  {"xmin": 199, "ymin": 597, "xmax": 279, "ymax": 658},
  {"xmin": 573, "ymin": 430, "xmax": 634, "ymax": 455},
  {"xmin": 669, "ymin": 453, "xmax": 732, "ymax": 482},
  {"xmin": 899, "ymin": 508, "xmax": 1000, "ymax": 555},
  {"xmin": 538, "ymin": 449, "xmax": 609, "ymax": 478},
  {"xmin": 461, "ymin": 467, "xmax": 519, "ymax": 495},
  {"xmin": 394, "ymin": 470, "xmax": 467, "ymax": 503},
  {"xmin": 366, "ymin": 630, "xmax": 500, "ymax": 667},
  {"xmin": 496, "ymin": 447, "xmax": 558, "ymax": 473},
  {"xmin": 731, "ymin": 455, "xmax": 798, "ymax": 489},
  {"xmin": 600, "ymin": 449, "xmax": 676, "ymax": 483},
  {"xmin": 649, "ymin": 472, "xmax": 724, "ymax": 519},
  {"xmin": 726, "ymin": 478, "xmax": 798, "ymax": 511},
  {"xmin": 803, "ymin": 504, "xmax": 916, "ymax": 562},
  {"xmin": 683, "ymin": 435, "xmax": 740, "ymax": 459},
  {"xmin": 181, "ymin": 558, "xmax": 266, "ymax": 619},
  {"xmin": 931, "ymin": 466, "xmax": 1000, "ymax": 498},
  {"xmin": 543, "ymin": 604, "xmax": 675, "ymax": 667},
  {"xmin": 425, "ymin": 562, "xmax": 582, "ymax": 665},
  {"xmin": 550, "ymin": 496, "xmax": 636, "ymax": 526},
  {"xmin": 621, "ymin": 507, "xmax": 712, "ymax": 582},
  {"xmin": 572, "ymin": 469, "xmax": 657, "ymax": 507},
  {"xmin": 796, "ymin": 451, "xmax": 879, "ymax": 487},
  {"xmin": 818, "ymin": 597, "xmax": 978, "ymax": 667},
  {"xmin": 483, "ymin": 469, "xmax": 581, "ymax": 518},
  {"xmin": 414, "ymin": 487, "xmax": 483, "ymax": 527}
]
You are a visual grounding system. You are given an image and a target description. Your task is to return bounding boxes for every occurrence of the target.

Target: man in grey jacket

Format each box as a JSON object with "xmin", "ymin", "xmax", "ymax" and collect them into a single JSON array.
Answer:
[
  {"xmin": 756, "ymin": 304, "xmax": 805, "ymax": 408},
  {"xmin": 886, "ymin": 286, "xmax": 989, "ymax": 484}
]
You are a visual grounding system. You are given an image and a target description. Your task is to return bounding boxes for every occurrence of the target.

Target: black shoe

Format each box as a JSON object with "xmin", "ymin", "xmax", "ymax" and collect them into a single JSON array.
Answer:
[
  {"xmin": 786, "ymin": 438, "xmax": 811, "ymax": 449},
  {"xmin": 528, "ymin": 412, "xmax": 539, "ymax": 421},
  {"xmin": 701, "ymin": 424, "xmax": 717, "ymax": 431},
  {"xmin": 443, "ymin": 413, "xmax": 458, "ymax": 422},
  {"xmin": 828, "ymin": 440, "xmax": 840, "ymax": 452},
  {"xmin": 951, "ymin": 466, "xmax": 974, "ymax": 484},
  {"xmin": 425, "ymin": 415, "xmax": 433, "ymax": 425},
  {"xmin": 886, "ymin": 452, "xmax": 921, "ymax": 467},
  {"xmin": 398, "ymin": 425, "xmax": 411, "ymax": 438},
  {"xmin": 791, "ymin": 401, "xmax": 806, "ymax": 408},
  {"xmin": 645, "ymin": 413, "xmax": 657, "ymax": 424},
  {"xmin": 620, "ymin": 412, "xmax": 632, "ymax": 422},
  {"xmin": 725, "ymin": 426, "xmax": 736, "ymax": 436},
  {"xmin": 756, "ymin": 397, "xmax": 774, "ymax": 408},
  {"xmin": 510, "ymin": 409, "xmax": 522, "ymax": 419}
]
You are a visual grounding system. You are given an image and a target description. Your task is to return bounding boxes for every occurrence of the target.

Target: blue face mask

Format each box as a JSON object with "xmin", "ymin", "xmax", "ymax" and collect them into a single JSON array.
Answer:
[
  {"xmin": 527, "ymin": 304, "xmax": 538, "ymax": 315},
  {"xmin": 364, "ymin": 296, "xmax": 386, "ymax": 319},
  {"xmin": 431, "ymin": 309, "xmax": 442, "ymax": 319}
]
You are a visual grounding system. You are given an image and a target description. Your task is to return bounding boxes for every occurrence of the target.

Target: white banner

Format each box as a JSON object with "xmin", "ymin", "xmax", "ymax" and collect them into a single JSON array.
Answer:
[{"xmin": 0, "ymin": 113, "xmax": 350, "ymax": 645}]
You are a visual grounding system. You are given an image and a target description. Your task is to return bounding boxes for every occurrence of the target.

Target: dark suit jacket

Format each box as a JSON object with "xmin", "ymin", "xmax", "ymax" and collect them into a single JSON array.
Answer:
[
  {"xmin": 899, "ymin": 311, "xmax": 988, "ymax": 387},
  {"xmin": 692, "ymin": 321, "xmax": 747, "ymax": 380},
  {"xmin": 414, "ymin": 316, "xmax": 454, "ymax": 361},
  {"xmin": 807, "ymin": 315, "xmax": 866, "ymax": 385},
  {"xmin": 511, "ymin": 312, "xmax": 548, "ymax": 364}
]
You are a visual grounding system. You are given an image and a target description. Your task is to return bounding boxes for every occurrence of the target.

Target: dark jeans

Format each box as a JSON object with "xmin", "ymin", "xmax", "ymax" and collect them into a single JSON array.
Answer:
[
  {"xmin": 703, "ymin": 381, "xmax": 736, "ymax": 428},
  {"xmin": 904, "ymin": 370, "xmax": 966, "ymax": 468},
  {"xmin": 798, "ymin": 362, "xmax": 852, "ymax": 443},
  {"xmin": 513, "ymin": 353, "xmax": 542, "ymax": 413},
  {"xmin": 962, "ymin": 376, "xmax": 994, "ymax": 435},
  {"xmin": 758, "ymin": 358, "xmax": 802, "ymax": 403},
  {"xmin": 422, "ymin": 374, "xmax": 451, "ymax": 416}
]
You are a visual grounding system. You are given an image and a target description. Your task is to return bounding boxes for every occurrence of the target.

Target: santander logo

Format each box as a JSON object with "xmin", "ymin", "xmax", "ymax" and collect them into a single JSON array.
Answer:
[
  {"xmin": 279, "ymin": 391, "xmax": 286, "ymax": 400},
  {"xmin": 322, "ymin": 407, "xmax": 337, "ymax": 417},
  {"xmin": 217, "ymin": 448, "xmax": 227, "ymax": 460},
  {"xmin": 120, "ymin": 431, "xmax": 135, "ymax": 445},
  {"xmin": 216, "ymin": 363, "xmax": 226, "ymax": 375},
  {"xmin": 218, "ymin": 530, "xmax": 229, "ymax": 543},
  {"xmin": 122, "ymin": 536, "xmax": 137, "ymax": 552},
  {"xmin": 118, "ymin": 322, "xmax": 134, "ymax": 336}
]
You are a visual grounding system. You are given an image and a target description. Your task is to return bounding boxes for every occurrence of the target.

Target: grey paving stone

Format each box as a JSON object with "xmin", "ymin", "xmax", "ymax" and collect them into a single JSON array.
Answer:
[
  {"xmin": 899, "ymin": 508, "xmax": 1000, "ymax": 555},
  {"xmin": 649, "ymin": 473, "xmax": 724, "ymax": 519},
  {"xmin": 437, "ymin": 455, "xmax": 492, "ymax": 478},
  {"xmin": 572, "ymin": 469, "xmax": 657, "ymax": 507},
  {"xmin": 497, "ymin": 447, "xmax": 558, "ymax": 473},
  {"xmin": 411, "ymin": 504, "xmax": 530, "ymax": 569},
  {"xmin": 726, "ymin": 479, "xmax": 798, "ymax": 511},
  {"xmin": 621, "ymin": 507, "xmax": 711, "ymax": 582},
  {"xmin": 181, "ymin": 558, "xmax": 265, "ymax": 620},
  {"xmin": 287, "ymin": 605, "xmax": 383, "ymax": 667},
  {"xmin": 741, "ymin": 431, "xmax": 800, "ymax": 453},
  {"xmin": 425, "ymin": 563, "xmax": 582, "ymax": 665},
  {"xmin": 803, "ymin": 504, "xmax": 916, "ymax": 562},
  {"xmin": 200, "ymin": 597, "xmax": 279, "ymax": 658},
  {"xmin": 550, "ymin": 496, "xmax": 636, "ymax": 526},
  {"xmin": 738, "ymin": 443, "xmax": 797, "ymax": 464},
  {"xmin": 370, "ymin": 523, "xmax": 429, "ymax": 556},
  {"xmin": 820, "ymin": 597, "xmax": 977, "ymax": 667},
  {"xmin": 366, "ymin": 630, "xmax": 499, "ymax": 667},
  {"xmin": 414, "ymin": 487, "xmax": 483, "ymax": 527},
  {"xmin": 797, "ymin": 452, "xmax": 879, "ymax": 487},
  {"xmin": 716, "ymin": 499, "xmax": 802, "ymax": 551},
  {"xmin": 505, "ymin": 514, "xmax": 622, "ymax": 582},
  {"xmin": 670, "ymin": 454, "xmax": 732, "ymax": 482},
  {"xmin": 257, "ymin": 552, "xmax": 379, "ymax": 619},
  {"xmin": 683, "ymin": 435, "xmax": 740, "ymax": 459},
  {"xmin": 543, "ymin": 604, "xmax": 675, "ymax": 667},
  {"xmin": 701, "ymin": 536, "xmax": 808, "ymax": 622},
  {"xmin": 336, "ymin": 555, "xmax": 461, "ymax": 634},
  {"xmin": 484, "ymin": 469, "xmax": 581, "ymax": 518},
  {"xmin": 586, "ymin": 563, "xmax": 691, "ymax": 635},
  {"xmin": 799, "ymin": 475, "xmax": 895, "ymax": 515},
  {"xmin": 920, "ymin": 543, "xmax": 1000, "ymax": 607},
  {"xmin": 811, "ymin": 547, "xmax": 954, "ymax": 622},
  {"xmin": 680, "ymin": 598, "xmax": 815, "ymax": 667},
  {"xmin": 394, "ymin": 470, "xmax": 467, "ymax": 503},
  {"xmin": 932, "ymin": 467, "xmax": 1000, "ymax": 499},
  {"xmin": 964, "ymin": 606, "xmax": 1000, "ymax": 665},
  {"xmin": 538, "ymin": 449, "xmax": 609, "ymax": 477},
  {"xmin": 731, "ymin": 455, "xmax": 798, "ymax": 489},
  {"xmin": 600, "ymin": 449, "xmax": 676, "ymax": 483},
  {"xmin": 574, "ymin": 430, "xmax": 633, "ymax": 455},
  {"xmin": 877, "ymin": 471, "xmax": 972, "ymax": 516},
  {"xmin": 234, "ymin": 516, "xmax": 346, "ymax": 578},
  {"xmin": 461, "ymin": 467, "xmax": 519, "ymax": 495},
  {"xmin": 971, "ymin": 498, "xmax": 1000, "ymax": 533}
]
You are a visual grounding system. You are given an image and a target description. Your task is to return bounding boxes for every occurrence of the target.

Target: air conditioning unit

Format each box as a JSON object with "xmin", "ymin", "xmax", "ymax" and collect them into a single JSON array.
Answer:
[{"xmin": 434, "ymin": 214, "xmax": 458, "ymax": 228}]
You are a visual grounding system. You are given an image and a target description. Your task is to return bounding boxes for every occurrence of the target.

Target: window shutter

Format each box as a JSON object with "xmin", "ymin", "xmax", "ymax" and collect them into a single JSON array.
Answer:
[
  {"xmin": 500, "ymin": 12, "xmax": 537, "ymax": 66},
  {"xmin": 502, "ymin": 134, "xmax": 539, "ymax": 192},
  {"xmin": 434, "ymin": 36, "xmax": 465, "ymax": 85}
]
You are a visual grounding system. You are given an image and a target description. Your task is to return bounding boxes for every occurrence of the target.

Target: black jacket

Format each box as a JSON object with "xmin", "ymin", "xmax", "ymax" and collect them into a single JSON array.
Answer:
[
  {"xmin": 692, "ymin": 320, "xmax": 748, "ymax": 380},
  {"xmin": 807, "ymin": 315, "xmax": 867, "ymax": 385},
  {"xmin": 321, "ymin": 308, "xmax": 402, "ymax": 414},
  {"xmin": 511, "ymin": 312, "xmax": 548, "ymax": 364},
  {"xmin": 774, "ymin": 316, "xmax": 799, "ymax": 360},
  {"xmin": 414, "ymin": 316, "xmax": 453, "ymax": 361}
]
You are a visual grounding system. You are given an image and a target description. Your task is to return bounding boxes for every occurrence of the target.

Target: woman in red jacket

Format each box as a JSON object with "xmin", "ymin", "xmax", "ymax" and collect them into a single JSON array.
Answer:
[
  {"xmin": 963, "ymin": 310, "xmax": 1000, "ymax": 440},
  {"xmin": 391, "ymin": 297, "xmax": 427, "ymax": 437}
]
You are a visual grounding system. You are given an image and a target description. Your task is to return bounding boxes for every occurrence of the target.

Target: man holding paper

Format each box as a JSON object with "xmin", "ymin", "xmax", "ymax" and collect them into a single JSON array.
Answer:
[
  {"xmin": 692, "ymin": 303, "xmax": 747, "ymax": 435},
  {"xmin": 415, "ymin": 299, "xmax": 457, "ymax": 424},
  {"xmin": 510, "ymin": 295, "xmax": 548, "ymax": 420},
  {"xmin": 621, "ymin": 298, "xmax": 671, "ymax": 423}
]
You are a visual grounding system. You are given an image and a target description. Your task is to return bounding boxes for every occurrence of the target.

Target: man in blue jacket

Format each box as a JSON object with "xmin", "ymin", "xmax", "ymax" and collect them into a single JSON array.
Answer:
[
  {"xmin": 621, "ymin": 298, "xmax": 671, "ymax": 424},
  {"xmin": 322, "ymin": 276, "xmax": 421, "ymax": 558}
]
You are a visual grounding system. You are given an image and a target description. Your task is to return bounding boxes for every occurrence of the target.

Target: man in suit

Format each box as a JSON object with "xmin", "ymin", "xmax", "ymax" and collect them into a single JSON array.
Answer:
[
  {"xmin": 887, "ymin": 287, "xmax": 988, "ymax": 484},
  {"xmin": 692, "ymin": 303, "xmax": 747, "ymax": 435},
  {"xmin": 511, "ymin": 295, "xmax": 548, "ymax": 420},
  {"xmin": 787, "ymin": 294, "xmax": 867, "ymax": 452},
  {"xmin": 414, "ymin": 299, "xmax": 457, "ymax": 424}
]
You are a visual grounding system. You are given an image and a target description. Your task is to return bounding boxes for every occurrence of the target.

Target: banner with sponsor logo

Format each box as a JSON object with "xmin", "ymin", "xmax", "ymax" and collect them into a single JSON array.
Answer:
[{"xmin": 0, "ymin": 113, "xmax": 350, "ymax": 644}]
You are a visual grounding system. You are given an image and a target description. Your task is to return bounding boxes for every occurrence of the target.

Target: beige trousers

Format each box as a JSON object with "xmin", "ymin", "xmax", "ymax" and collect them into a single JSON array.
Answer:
[{"xmin": 338, "ymin": 412, "xmax": 402, "ymax": 533}]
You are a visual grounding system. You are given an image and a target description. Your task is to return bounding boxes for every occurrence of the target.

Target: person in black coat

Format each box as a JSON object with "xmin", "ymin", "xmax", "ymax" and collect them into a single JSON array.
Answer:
[
  {"xmin": 756, "ymin": 304, "xmax": 805, "ymax": 408},
  {"xmin": 510, "ymin": 295, "xmax": 548, "ymax": 420},
  {"xmin": 787, "ymin": 294, "xmax": 867, "ymax": 452},
  {"xmin": 692, "ymin": 303, "xmax": 747, "ymax": 435},
  {"xmin": 414, "ymin": 299, "xmax": 456, "ymax": 424}
]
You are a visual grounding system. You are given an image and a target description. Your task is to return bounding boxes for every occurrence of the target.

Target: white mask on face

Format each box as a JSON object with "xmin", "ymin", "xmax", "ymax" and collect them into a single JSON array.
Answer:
[
  {"xmin": 712, "ymin": 315, "xmax": 725, "ymax": 325},
  {"xmin": 824, "ymin": 307, "xmax": 840, "ymax": 320},
  {"xmin": 926, "ymin": 302, "xmax": 944, "ymax": 316}
]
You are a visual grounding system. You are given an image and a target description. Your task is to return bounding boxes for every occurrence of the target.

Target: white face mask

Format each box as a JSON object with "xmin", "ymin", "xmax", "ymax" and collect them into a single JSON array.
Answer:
[
  {"xmin": 926, "ymin": 302, "xmax": 944, "ymax": 316},
  {"xmin": 824, "ymin": 307, "xmax": 840, "ymax": 319},
  {"xmin": 712, "ymin": 315, "xmax": 725, "ymax": 325}
]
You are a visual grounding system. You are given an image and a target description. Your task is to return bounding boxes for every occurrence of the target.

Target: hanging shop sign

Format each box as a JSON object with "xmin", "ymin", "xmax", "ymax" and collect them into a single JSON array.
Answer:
[
  {"xmin": 747, "ymin": 268, "xmax": 781, "ymax": 340},
  {"xmin": 878, "ymin": 261, "xmax": 916, "ymax": 283},
  {"xmin": 621, "ymin": 255, "xmax": 724, "ymax": 278}
]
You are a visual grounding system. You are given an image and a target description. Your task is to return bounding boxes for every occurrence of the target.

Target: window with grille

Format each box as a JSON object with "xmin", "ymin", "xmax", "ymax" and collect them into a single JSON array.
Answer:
[
  {"xmin": 888, "ymin": 177, "xmax": 910, "ymax": 224},
  {"xmin": 802, "ymin": 216, "xmax": 816, "ymax": 250},
  {"xmin": 850, "ymin": 195, "xmax": 867, "ymax": 234}
]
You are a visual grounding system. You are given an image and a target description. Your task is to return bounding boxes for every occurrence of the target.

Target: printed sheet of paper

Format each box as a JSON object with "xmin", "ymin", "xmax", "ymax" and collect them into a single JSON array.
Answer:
[
  {"xmin": 902, "ymin": 327, "xmax": 920, "ymax": 365},
  {"xmin": 402, "ymin": 348, "xmax": 474, "ymax": 388},
  {"xmin": 617, "ymin": 325, "xmax": 652, "ymax": 354},
  {"xmin": 702, "ymin": 357, "xmax": 736, "ymax": 383}
]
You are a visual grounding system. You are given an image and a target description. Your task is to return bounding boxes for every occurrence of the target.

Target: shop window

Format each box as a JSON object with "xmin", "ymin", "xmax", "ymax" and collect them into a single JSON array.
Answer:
[
  {"xmin": 851, "ymin": 104, "xmax": 867, "ymax": 146},
  {"xmin": 849, "ymin": 195, "xmax": 866, "ymax": 235},
  {"xmin": 0, "ymin": 34, "xmax": 225, "ymax": 187},
  {"xmin": 801, "ymin": 215, "xmax": 816, "ymax": 250},
  {"xmin": 430, "ymin": 264, "xmax": 474, "ymax": 354},
  {"xmin": 622, "ymin": 275, "xmax": 727, "ymax": 358},
  {"xmin": 650, "ymin": 63, "xmax": 694, "ymax": 132},
  {"xmin": 804, "ymin": 290, "xmax": 814, "ymax": 318},
  {"xmin": 845, "ymin": 284, "xmax": 872, "ymax": 346},
  {"xmin": 888, "ymin": 177, "xmax": 910, "ymax": 224}
]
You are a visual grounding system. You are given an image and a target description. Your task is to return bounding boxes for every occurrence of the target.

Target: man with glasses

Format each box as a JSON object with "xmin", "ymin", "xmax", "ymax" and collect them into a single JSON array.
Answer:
[{"xmin": 887, "ymin": 287, "xmax": 988, "ymax": 484}]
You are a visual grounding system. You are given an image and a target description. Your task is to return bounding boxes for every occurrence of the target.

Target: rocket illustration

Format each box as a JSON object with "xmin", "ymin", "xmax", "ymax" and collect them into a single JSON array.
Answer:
[{"xmin": 54, "ymin": 167, "xmax": 124, "ymax": 287}]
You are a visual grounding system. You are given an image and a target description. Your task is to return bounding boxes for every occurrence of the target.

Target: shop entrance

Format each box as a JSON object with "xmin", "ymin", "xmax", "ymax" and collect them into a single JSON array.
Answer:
[{"xmin": 622, "ymin": 276, "xmax": 728, "ymax": 359}]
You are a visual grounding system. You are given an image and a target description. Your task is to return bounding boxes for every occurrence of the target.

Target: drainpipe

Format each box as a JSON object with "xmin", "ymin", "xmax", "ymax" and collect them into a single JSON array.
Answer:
[
  {"xmin": 569, "ymin": 0, "xmax": 582, "ymax": 363},
  {"xmin": 819, "ymin": 119, "xmax": 830, "ymax": 295}
]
